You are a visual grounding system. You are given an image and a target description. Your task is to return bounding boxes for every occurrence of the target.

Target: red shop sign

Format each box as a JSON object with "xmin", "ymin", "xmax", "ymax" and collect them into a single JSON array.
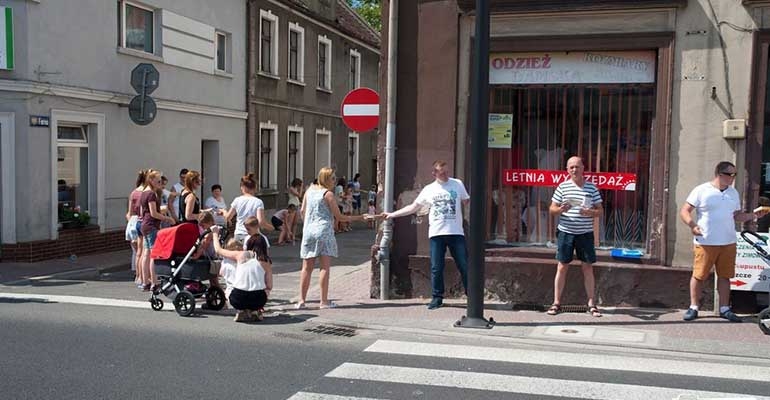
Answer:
[{"xmin": 503, "ymin": 169, "xmax": 637, "ymax": 191}]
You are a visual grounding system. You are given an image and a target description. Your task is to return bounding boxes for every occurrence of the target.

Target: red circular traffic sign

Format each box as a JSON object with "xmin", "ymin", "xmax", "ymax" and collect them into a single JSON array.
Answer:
[{"xmin": 341, "ymin": 87, "xmax": 380, "ymax": 132}]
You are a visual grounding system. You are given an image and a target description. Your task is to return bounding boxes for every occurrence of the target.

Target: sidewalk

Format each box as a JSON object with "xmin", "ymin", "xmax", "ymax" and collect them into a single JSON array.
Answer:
[{"xmin": 2, "ymin": 224, "xmax": 769, "ymax": 360}]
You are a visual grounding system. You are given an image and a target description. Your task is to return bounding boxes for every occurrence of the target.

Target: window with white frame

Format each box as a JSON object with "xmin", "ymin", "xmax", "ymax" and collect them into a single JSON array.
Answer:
[
  {"xmin": 318, "ymin": 35, "xmax": 332, "ymax": 90},
  {"xmin": 215, "ymin": 31, "xmax": 231, "ymax": 72},
  {"xmin": 259, "ymin": 123, "xmax": 278, "ymax": 192},
  {"xmin": 287, "ymin": 126, "xmax": 304, "ymax": 184},
  {"xmin": 57, "ymin": 125, "xmax": 90, "ymax": 224},
  {"xmin": 288, "ymin": 23, "xmax": 305, "ymax": 83},
  {"xmin": 259, "ymin": 10, "xmax": 279, "ymax": 76},
  {"xmin": 348, "ymin": 132, "xmax": 359, "ymax": 180},
  {"xmin": 118, "ymin": 1, "xmax": 155, "ymax": 54},
  {"xmin": 349, "ymin": 49, "xmax": 361, "ymax": 90}
]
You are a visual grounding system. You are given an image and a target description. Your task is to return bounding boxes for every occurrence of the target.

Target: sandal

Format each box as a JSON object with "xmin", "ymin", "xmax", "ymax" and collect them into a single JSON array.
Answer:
[
  {"xmin": 319, "ymin": 301, "xmax": 338, "ymax": 309},
  {"xmin": 588, "ymin": 305, "xmax": 603, "ymax": 318},
  {"xmin": 546, "ymin": 304, "xmax": 561, "ymax": 315}
]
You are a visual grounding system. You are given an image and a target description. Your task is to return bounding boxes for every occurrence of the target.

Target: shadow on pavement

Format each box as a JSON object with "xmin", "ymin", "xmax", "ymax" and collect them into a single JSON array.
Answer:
[
  {"xmin": 0, "ymin": 297, "xmax": 57, "ymax": 304},
  {"xmin": 4, "ymin": 280, "xmax": 85, "ymax": 287}
]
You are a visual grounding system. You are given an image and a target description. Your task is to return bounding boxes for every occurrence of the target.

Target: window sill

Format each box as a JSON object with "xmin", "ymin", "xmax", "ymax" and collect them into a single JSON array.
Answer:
[
  {"xmin": 116, "ymin": 47, "xmax": 164, "ymax": 63},
  {"xmin": 257, "ymin": 71, "xmax": 281, "ymax": 80},
  {"xmin": 258, "ymin": 190, "xmax": 279, "ymax": 196},
  {"xmin": 214, "ymin": 70, "xmax": 234, "ymax": 79},
  {"xmin": 287, "ymin": 79, "xmax": 306, "ymax": 87},
  {"xmin": 316, "ymin": 87, "xmax": 333, "ymax": 94}
]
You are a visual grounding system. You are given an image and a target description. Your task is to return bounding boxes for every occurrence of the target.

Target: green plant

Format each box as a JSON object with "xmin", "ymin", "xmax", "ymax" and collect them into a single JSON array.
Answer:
[{"xmin": 58, "ymin": 205, "xmax": 91, "ymax": 227}]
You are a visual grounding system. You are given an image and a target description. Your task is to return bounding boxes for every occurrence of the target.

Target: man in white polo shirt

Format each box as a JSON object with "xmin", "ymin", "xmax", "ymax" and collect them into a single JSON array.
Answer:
[
  {"xmin": 547, "ymin": 156, "xmax": 603, "ymax": 317},
  {"xmin": 679, "ymin": 161, "xmax": 767, "ymax": 322}
]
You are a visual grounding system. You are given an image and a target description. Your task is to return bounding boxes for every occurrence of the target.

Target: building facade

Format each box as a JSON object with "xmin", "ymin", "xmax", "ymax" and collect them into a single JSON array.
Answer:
[
  {"xmin": 380, "ymin": 0, "xmax": 770, "ymax": 305},
  {"xmin": 0, "ymin": 0, "xmax": 248, "ymax": 261},
  {"xmin": 247, "ymin": 0, "xmax": 380, "ymax": 209}
]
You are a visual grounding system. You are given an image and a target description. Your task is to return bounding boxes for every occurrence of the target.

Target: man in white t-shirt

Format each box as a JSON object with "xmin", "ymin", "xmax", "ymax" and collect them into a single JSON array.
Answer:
[
  {"xmin": 384, "ymin": 160, "xmax": 470, "ymax": 310},
  {"xmin": 171, "ymin": 168, "xmax": 189, "ymax": 223},
  {"xmin": 679, "ymin": 161, "xmax": 767, "ymax": 322}
]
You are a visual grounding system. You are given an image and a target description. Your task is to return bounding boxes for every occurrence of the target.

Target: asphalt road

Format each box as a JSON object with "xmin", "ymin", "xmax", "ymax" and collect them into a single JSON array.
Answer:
[{"xmin": 3, "ymin": 300, "xmax": 770, "ymax": 400}]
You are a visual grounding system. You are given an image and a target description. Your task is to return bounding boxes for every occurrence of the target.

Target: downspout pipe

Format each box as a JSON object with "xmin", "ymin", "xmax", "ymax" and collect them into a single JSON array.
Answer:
[{"xmin": 378, "ymin": 0, "xmax": 398, "ymax": 300}]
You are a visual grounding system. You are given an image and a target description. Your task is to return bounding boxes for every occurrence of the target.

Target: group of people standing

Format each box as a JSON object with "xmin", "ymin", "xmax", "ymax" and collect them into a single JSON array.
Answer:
[{"xmin": 124, "ymin": 165, "xmax": 382, "ymax": 321}]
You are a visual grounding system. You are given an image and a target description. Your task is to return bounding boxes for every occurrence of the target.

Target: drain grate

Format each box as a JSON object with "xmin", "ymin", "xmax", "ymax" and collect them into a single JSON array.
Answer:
[
  {"xmin": 513, "ymin": 303, "xmax": 589, "ymax": 313},
  {"xmin": 304, "ymin": 325, "xmax": 357, "ymax": 337}
]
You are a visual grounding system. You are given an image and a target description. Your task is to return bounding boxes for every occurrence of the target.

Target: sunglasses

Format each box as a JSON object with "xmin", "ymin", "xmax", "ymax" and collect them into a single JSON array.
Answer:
[{"xmin": 720, "ymin": 172, "xmax": 737, "ymax": 177}]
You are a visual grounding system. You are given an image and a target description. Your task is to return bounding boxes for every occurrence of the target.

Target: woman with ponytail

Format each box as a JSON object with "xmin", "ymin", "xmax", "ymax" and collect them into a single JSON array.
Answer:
[
  {"xmin": 224, "ymin": 173, "xmax": 274, "ymax": 244},
  {"xmin": 126, "ymin": 169, "xmax": 147, "ymax": 288}
]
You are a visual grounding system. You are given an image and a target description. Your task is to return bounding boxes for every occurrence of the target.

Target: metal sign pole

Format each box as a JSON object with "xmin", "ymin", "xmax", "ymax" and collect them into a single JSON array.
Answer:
[{"xmin": 455, "ymin": 0, "xmax": 492, "ymax": 329}]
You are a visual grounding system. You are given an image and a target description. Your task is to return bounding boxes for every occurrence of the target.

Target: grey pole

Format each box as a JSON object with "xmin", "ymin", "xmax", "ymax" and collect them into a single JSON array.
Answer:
[
  {"xmin": 455, "ymin": 0, "xmax": 492, "ymax": 329},
  {"xmin": 378, "ymin": 0, "xmax": 399, "ymax": 300}
]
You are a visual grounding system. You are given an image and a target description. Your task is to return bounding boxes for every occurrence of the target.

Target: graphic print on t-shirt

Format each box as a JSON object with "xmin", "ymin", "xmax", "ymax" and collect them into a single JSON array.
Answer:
[{"xmin": 432, "ymin": 190, "xmax": 458, "ymax": 220}]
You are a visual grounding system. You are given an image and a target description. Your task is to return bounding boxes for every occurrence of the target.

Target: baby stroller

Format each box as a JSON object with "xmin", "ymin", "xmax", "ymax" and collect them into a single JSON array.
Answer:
[
  {"xmin": 739, "ymin": 231, "xmax": 770, "ymax": 335},
  {"xmin": 149, "ymin": 223, "xmax": 226, "ymax": 316}
]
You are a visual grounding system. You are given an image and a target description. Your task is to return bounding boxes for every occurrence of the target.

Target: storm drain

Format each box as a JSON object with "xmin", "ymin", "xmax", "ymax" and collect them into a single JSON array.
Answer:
[
  {"xmin": 304, "ymin": 325, "xmax": 357, "ymax": 337},
  {"xmin": 513, "ymin": 303, "xmax": 589, "ymax": 313}
]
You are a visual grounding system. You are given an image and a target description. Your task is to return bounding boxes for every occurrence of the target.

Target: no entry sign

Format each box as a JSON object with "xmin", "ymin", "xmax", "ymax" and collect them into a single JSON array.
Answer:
[{"xmin": 341, "ymin": 87, "xmax": 379, "ymax": 132}]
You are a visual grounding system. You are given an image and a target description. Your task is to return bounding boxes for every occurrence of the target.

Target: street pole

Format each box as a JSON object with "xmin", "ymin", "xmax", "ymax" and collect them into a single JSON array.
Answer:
[{"xmin": 455, "ymin": 0, "xmax": 492, "ymax": 329}]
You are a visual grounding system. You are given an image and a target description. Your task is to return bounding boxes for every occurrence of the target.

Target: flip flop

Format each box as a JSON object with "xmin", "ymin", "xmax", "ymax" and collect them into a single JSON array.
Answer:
[
  {"xmin": 588, "ymin": 305, "xmax": 603, "ymax": 317},
  {"xmin": 294, "ymin": 302, "xmax": 306, "ymax": 310},
  {"xmin": 546, "ymin": 304, "xmax": 561, "ymax": 315},
  {"xmin": 319, "ymin": 301, "xmax": 338, "ymax": 309}
]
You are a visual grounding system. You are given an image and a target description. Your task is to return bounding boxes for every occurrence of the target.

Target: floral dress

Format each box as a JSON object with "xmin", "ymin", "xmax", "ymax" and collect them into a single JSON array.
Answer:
[{"xmin": 300, "ymin": 187, "xmax": 338, "ymax": 259}]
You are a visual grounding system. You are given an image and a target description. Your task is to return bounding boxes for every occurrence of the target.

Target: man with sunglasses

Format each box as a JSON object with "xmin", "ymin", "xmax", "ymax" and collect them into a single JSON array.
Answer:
[
  {"xmin": 384, "ymin": 160, "xmax": 470, "ymax": 310},
  {"xmin": 679, "ymin": 161, "xmax": 768, "ymax": 322}
]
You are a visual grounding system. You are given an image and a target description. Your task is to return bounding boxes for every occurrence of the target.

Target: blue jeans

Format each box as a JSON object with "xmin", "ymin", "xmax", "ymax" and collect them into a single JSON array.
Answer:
[{"xmin": 429, "ymin": 235, "xmax": 469, "ymax": 298}]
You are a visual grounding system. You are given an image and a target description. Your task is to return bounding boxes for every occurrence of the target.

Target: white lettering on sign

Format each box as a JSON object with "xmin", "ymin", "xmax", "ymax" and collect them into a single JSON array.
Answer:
[{"xmin": 490, "ymin": 51, "xmax": 656, "ymax": 85}]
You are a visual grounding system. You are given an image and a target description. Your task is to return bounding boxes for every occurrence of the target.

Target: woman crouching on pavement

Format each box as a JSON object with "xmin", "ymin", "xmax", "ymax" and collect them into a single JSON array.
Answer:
[{"xmin": 211, "ymin": 226, "xmax": 273, "ymax": 322}]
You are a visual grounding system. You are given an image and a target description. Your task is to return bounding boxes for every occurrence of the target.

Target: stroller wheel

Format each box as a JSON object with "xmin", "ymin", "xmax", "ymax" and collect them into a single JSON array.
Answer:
[
  {"xmin": 759, "ymin": 308, "xmax": 770, "ymax": 335},
  {"xmin": 173, "ymin": 291, "xmax": 196, "ymax": 317},
  {"xmin": 205, "ymin": 286, "xmax": 227, "ymax": 311},
  {"xmin": 150, "ymin": 298, "xmax": 164, "ymax": 311}
]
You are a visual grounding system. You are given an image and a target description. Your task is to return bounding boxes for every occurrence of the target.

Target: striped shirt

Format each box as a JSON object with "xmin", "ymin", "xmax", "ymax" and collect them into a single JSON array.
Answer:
[{"xmin": 551, "ymin": 179, "xmax": 602, "ymax": 234}]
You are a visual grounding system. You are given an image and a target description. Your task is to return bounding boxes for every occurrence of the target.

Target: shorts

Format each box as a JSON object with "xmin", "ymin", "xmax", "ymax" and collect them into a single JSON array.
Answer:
[
  {"xmin": 143, "ymin": 229, "xmax": 158, "ymax": 249},
  {"xmin": 555, "ymin": 230, "xmax": 596, "ymax": 264},
  {"xmin": 125, "ymin": 215, "xmax": 139, "ymax": 241},
  {"xmin": 229, "ymin": 288, "xmax": 267, "ymax": 311},
  {"xmin": 271, "ymin": 215, "xmax": 284, "ymax": 230},
  {"xmin": 135, "ymin": 219, "xmax": 143, "ymax": 237},
  {"xmin": 353, "ymin": 195, "xmax": 362, "ymax": 210},
  {"xmin": 692, "ymin": 244, "xmax": 736, "ymax": 280}
]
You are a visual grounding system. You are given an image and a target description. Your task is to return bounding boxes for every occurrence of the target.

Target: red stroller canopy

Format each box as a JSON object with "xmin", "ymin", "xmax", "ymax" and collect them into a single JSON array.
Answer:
[{"xmin": 150, "ymin": 223, "xmax": 200, "ymax": 260}]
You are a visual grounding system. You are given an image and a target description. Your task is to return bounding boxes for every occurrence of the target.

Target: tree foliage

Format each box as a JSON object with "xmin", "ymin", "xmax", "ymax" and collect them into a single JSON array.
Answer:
[{"xmin": 346, "ymin": 0, "xmax": 381, "ymax": 32}]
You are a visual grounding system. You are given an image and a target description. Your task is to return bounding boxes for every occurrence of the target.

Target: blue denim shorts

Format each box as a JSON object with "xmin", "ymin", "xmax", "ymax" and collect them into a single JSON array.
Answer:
[
  {"xmin": 555, "ymin": 230, "xmax": 596, "ymax": 264},
  {"xmin": 143, "ymin": 229, "xmax": 158, "ymax": 249}
]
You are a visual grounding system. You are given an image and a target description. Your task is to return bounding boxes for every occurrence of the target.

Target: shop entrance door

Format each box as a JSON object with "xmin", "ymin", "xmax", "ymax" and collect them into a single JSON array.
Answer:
[{"xmin": 487, "ymin": 85, "xmax": 655, "ymax": 249}]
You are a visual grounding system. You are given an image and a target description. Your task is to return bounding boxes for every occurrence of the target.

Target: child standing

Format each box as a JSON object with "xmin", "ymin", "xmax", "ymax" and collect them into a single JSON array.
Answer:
[
  {"xmin": 341, "ymin": 185, "xmax": 354, "ymax": 232},
  {"xmin": 367, "ymin": 200, "xmax": 377, "ymax": 229}
]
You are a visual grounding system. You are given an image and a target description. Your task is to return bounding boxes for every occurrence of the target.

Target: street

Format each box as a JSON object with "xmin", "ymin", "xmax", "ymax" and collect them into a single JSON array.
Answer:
[{"xmin": 2, "ymin": 300, "xmax": 770, "ymax": 400}]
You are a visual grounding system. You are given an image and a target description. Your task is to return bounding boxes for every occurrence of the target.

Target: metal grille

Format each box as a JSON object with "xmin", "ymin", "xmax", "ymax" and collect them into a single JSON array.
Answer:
[
  {"xmin": 304, "ymin": 325, "xmax": 357, "ymax": 337},
  {"xmin": 513, "ymin": 303, "xmax": 589, "ymax": 313}
]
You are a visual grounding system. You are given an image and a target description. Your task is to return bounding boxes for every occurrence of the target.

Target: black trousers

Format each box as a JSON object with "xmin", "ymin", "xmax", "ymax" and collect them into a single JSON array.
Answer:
[{"xmin": 229, "ymin": 288, "xmax": 267, "ymax": 310}]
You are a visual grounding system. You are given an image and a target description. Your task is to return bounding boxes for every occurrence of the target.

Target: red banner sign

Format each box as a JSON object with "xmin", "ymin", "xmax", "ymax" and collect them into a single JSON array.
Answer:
[{"xmin": 503, "ymin": 169, "xmax": 637, "ymax": 191}]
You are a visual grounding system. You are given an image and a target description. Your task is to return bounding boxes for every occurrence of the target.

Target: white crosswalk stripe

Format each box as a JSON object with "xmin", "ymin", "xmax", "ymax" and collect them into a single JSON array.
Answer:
[
  {"xmin": 289, "ymin": 339, "xmax": 770, "ymax": 400},
  {"xmin": 364, "ymin": 339, "xmax": 770, "ymax": 382}
]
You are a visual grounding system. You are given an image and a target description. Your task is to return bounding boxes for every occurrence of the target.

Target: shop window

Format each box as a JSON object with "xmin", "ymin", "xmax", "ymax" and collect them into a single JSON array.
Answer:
[
  {"xmin": 259, "ymin": 123, "xmax": 278, "ymax": 192},
  {"xmin": 487, "ymin": 86, "xmax": 655, "ymax": 250},
  {"xmin": 57, "ymin": 125, "xmax": 89, "ymax": 225},
  {"xmin": 118, "ymin": 1, "xmax": 155, "ymax": 54},
  {"xmin": 287, "ymin": 126, "xmax": 303, "ymax": 184}
]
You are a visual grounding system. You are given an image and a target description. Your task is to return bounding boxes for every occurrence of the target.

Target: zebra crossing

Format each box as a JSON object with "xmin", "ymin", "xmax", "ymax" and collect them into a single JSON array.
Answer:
[{"xmin": 287, "ymin": 339, "xmax": 770, "ymax": 400}]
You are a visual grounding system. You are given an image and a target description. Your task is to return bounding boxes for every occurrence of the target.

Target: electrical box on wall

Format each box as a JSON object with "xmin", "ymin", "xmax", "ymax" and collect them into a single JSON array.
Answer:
[{"xmin": 723, "ymin": 119, "xmax": 746, "ymax": 139}]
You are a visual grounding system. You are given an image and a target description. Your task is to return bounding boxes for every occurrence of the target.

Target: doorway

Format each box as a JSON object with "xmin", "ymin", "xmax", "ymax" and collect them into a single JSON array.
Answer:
[
  {"xmin": 315, "ymin": 128, "xmax": 331, "ymax": 172},
  {"xmin": 201, "ymin": 140, "xmax": 220, "ymax": 197}
]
